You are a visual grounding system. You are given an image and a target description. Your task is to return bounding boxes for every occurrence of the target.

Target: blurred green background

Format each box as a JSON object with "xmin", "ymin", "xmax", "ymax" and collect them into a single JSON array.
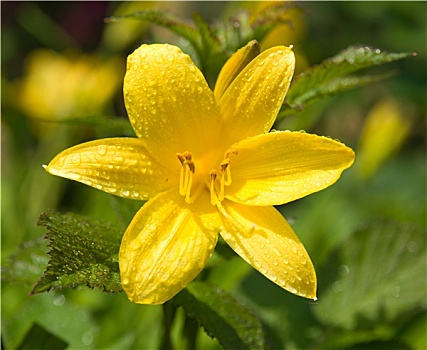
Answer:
[{"xmin": 2, "ymin": 2, "xmax": 426, "ymax": 349}]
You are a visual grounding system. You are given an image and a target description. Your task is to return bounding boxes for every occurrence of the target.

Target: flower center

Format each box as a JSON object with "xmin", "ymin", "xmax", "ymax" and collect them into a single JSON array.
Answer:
[{"xmin": 177, "ymin": 149, "xmax": 238, "ymax": 206}]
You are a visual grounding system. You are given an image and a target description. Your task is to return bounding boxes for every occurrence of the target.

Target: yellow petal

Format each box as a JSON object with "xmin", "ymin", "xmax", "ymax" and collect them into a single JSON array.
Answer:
[
  {"xmin": 124, "ymin": 44, "xmax": 221, "ymax": 170},
  {"xmin": 227, "ymin": 131, "xmax": 355, "ymax": 206},
  {"xmin": 219, "ymin": 201, "xmax": 317, "ymax": 299},
  {"xmin": 213, "ymin": 40, "xmax": 261, "ymax": 101},
  {"xmin": 219, "ymin": 46, "xmax": 295, "ymax": 147},
  {"xmin": 119, "ymin": 190, "xmax": 220, "ymax": 304},
  {"xmin": 45, "ymin": 138, "xmax": 173, "ymax": 200}
]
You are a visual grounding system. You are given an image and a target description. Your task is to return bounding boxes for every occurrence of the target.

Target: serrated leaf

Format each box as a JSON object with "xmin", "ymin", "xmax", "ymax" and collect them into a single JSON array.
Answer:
[
  {"xmin": 174, "ymin": 281, "xmax": 270, "ymax": 350},
  {"xmin": 314, "ymin": 220, "xmax": 426, "ymax": 330},
  {"xmin": 1, "ymin": 238, "xmax": 49, "ymax": 286},
  {"xmin": 107, "ymin": 10, "xmax": 228, "ymax": 87},
  {"xmin": 215, "ymin": 11, "xmax": 253, "ymax": 54},
  {"xmin": 31, "ymin": 211, "xmax": 123, "ymax": 294},
  {"xmin": 107, "ymin": 9, "xmax": 199, "ymax": 51},
  {"xmin": 280, "ymin": 46, "xmax": 414, "ymax": 117},
  {"xmin": 17, "ymin": 323, "xmax": 68, "ymax": 350}
]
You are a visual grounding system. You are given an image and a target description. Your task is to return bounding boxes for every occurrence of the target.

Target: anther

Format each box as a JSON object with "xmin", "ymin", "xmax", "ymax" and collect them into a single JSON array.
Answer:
[
  {"xmin": 177, "ymin": 152, "xmax": 195, "ymax": 203},
  {"xmin": 224, "ymin": 149, "xmax": 238, "ymax": 159},
  {"xmin": 209, "ymin": 170, "xmax": 219, "ymax": 206}
]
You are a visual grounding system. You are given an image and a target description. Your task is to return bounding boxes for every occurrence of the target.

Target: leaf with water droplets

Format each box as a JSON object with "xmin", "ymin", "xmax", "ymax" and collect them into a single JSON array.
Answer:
[
  {"xmin": 314, "ymin": 220, "xmax": 426, "ymax": 331},
  {"xmin": 280, "ymin": 45, "xmax": 415, "ymax": 118},
  {"xmin": 31, "ymin": 211, "xmax": 124, "ymax": 294},
  {"xmin": 173, "ymin": 281, "xmax": 271, "ymax": 349}
]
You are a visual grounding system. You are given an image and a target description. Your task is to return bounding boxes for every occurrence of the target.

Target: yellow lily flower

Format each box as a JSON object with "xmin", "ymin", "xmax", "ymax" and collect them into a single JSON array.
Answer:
[
  {"xmin": 45, "ymin": 42, "xmax": 355, "ymax": 304},
  {"xmin": 14, "ymin": 49, "xmax": 123, "ymax": 121}
]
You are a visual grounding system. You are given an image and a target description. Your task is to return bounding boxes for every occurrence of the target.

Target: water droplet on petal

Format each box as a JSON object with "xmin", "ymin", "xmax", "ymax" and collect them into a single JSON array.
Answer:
[{"xmin": 97, "ymin": 145, "xmax": 107, "ymax": 156}]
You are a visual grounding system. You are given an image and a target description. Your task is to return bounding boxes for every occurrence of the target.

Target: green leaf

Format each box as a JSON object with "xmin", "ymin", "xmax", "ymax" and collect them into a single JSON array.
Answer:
[
  {"xmin": 192, "ymin": 14, "xmax": 227, "ymax": 85},
  {"xmin": 314, "ymin": 220, "xmax": 426, "ymax": 331},
  {"xmin": 107, "ymin": 10, "xmax": 228, "ymax": 87},
  {"xmin": 1, "ymin": 238, "xmax": 49, "ymax": 286},
  {"xmin": 107, "ymin": 9, "xmax": 199, "ymax": 51},
  {"xmin": 31, "ymin": 211, "xmax": 123, "ymax": 294},
  {"xmin": 59, "ymin": 115, "xmax": 135, "ymax": 135},
  {"xmin": 17, "ymin": 323, "xmax": 68, "ymax": 350},
  {"xmin": 281, "ymin": 46, "xmax": 414, "ymax": 117},
  {"xmin": 173, "ymin": 281, "xmax": 271, "ymax": 349}
]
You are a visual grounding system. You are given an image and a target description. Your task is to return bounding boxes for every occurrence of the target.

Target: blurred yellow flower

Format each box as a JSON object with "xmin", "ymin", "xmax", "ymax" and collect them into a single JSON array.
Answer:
[
  {"xmin": 357, "ymin": 97, "xmax": 411, "ymax": 179},
  {"xmin": 45, "ymin": 42, "xmax": 354, "ymax": 304},
  {"xmin": 225, "ymin": 1, "xmax": 309, "ymax": 73},
  {"xmin": 15, "ymin": 49, "xmax": 123, "ymax": 121},
  {"xmin": 102, "ymin": 1, "xmax": 161, "ymax": 52}
]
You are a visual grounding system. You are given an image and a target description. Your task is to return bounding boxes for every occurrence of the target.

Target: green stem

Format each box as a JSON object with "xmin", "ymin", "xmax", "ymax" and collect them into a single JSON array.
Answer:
[
  {"xmin": 182, "ymin": 315, "xmax": 198, "ymax": 350},
  {"xmin": 161, "ymin": 302, "xmax": 175, "ymax": 350}
]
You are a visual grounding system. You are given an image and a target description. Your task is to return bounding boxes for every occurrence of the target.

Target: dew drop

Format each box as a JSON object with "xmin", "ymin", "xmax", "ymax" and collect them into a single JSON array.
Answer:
[
  {"xmin": 53, "ymin": 293, "xmax": 66, "ymax": 306},
  {"xmin": 332, "ymin": 280, "xmax": 344, "ymax": 292},
  {"xmin": 273, "ymin": 248, "xmax": 282, "ymax": 257},
  {"xmin": 82, "ymin": 331, "xmax": 93, "ymax": 346},
  {"xmin": 270, "ymin": 275, "xmax": 278, "ymax": 282},
  {"xmin": 406, "ymin": 240, "xmax": 418, "ymax": 253},
  {"xmin": 338, "ymin": 264, "xmax": 350, "ymax": 276},
  {"xmin": 69, "ymin": 173, "xmax": 81, "ymax": 181},
  {"xmin": 288, "ymin": 286, "xmax": 297, "ymax": 294},
  {"xmin": 97, "ymin": 145, "xmax": 107, "ymax": 156}
]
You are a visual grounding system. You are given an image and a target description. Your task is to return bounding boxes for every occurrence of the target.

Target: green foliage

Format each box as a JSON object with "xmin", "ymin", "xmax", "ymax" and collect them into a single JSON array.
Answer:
[
  {"xmin": 174, "ymin": 281, "xmax": 270, "ymax": 350},
  {"xmin": 280, "ymin": 46, "xmax": 415, "ymax": 118},
  {"xmin": 108, "ymin": 9, "xmax": 227, "ymax": 86},
  {"xmin": 106, "ymin": 4, "xmax": 297, "ymax": 87},
  {"xmin": 31, "ymin": 211, "xmax": 123, "ymax": 294},
  {"xmin": 108, "ymin": 9, "xmax": 199, "ymax": 47},
  {"xmin": 1, "ymin": 238, "xmax": 49, "ymax": 286},
  {"xmin": 16, "ymin": 323, "xmax": 68, "ymax": 350},
  {"xmin": 2, "ymin": 2, "xmax": 424, "ymax": 349},
  {"xmin": 60, "ymin": 115, "xmax": 135, "ymax": 136},
  {"xmin": 314, "ymin": 220, "xmax": 426, "ymax": 347}
]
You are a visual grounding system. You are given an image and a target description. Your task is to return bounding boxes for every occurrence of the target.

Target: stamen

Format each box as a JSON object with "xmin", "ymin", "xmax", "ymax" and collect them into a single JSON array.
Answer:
[
  {"xmin": 224, "ymin": 149, "xmax": 238, "ymax": 159},
  {"xmin": 177, "ymin": 152, "xmax": 195, "ymax": 203},
  {"xmin": 209, "ymin": 170, "xmax": 219, "ymax": 206},
  {"xmin": 220, "ymin": 158, "xmax": 232, "ymax": 186}
]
